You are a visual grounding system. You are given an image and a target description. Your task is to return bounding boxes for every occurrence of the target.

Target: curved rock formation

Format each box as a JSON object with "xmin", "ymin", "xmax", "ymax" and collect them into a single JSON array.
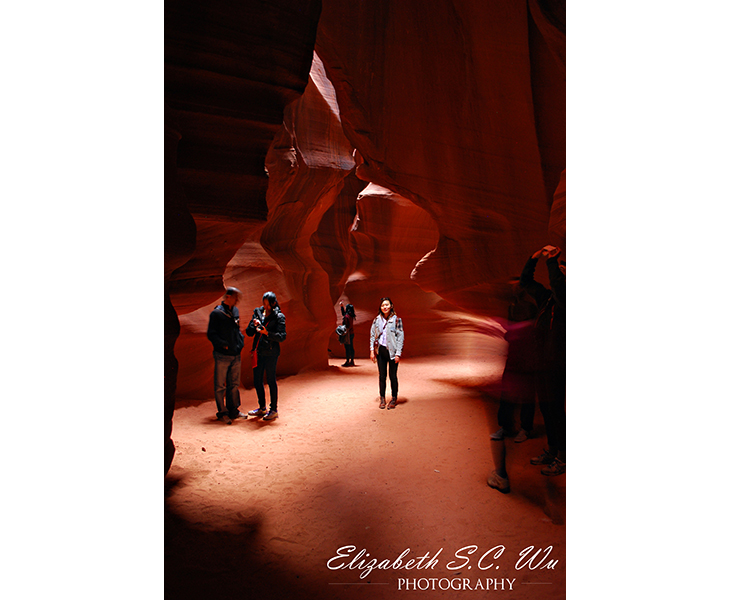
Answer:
[
  {"xmin": 165, "ymin": 0, "xmax": 322, "ymax": 462},
  {"xmin": 174, "ymin": 52, "xmax": 357, "ymax": 398},
  {"xmin": 334, "ymin": 182, "xmax": 445, "ymax": 358},
  {"xmin": 165, "ymin": 0, "xmax": 565, "ymax": 467},
  {"xmin": 315, "ymin": 0, "xmax": 566, "ymax": 312},
  {"xmin": 166, "ymin": 0, "xmax": 323, "ymax": 313}
]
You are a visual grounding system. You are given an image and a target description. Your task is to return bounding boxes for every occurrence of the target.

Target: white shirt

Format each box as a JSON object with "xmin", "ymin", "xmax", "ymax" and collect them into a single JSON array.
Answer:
[{"xmin": 377, "ymin": 314, "xmax": 389, "ymax": 347}]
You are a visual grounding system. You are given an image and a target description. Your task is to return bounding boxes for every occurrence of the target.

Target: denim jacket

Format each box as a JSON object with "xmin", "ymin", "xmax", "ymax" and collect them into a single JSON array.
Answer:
[{"xmin": 369, "ymin": 314, "xmax": 404, "ymax": 359}]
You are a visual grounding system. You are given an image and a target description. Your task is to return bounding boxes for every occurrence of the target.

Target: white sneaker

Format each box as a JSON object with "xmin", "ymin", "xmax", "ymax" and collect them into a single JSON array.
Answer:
[
  {"xmin": 541, "ymin": 457, "xmax": 566, "ymax": 476},
  {"xmin": 514, "ymin": 429, "xmax": 531, "ymax": 443},
  {"xmin": 487, "ymin": 470, "xmax": 510, "ymax": 493}
]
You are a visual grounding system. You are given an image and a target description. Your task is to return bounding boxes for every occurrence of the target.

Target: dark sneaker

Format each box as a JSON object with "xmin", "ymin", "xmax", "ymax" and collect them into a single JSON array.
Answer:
[
  {"xmin": 541, "ymin": 458, "xmax": 566, "ymax": 476},
  {"xmin": 248, "ymin": 408, "xmax": 266, "ymax": 417},
  {"xmin": 262, "ymin": 410, "xmax": 278, "ymax": 421},
  {"xmin": 387, "ymin": 398, "xmax": 397, "ymax": 410},
  {"xmin": 530, "ymin": 449, "xmax": 555, "ymax": 465},
  {"xmin": 230, "ymin": 411, "xmax": 248, "ymax": 420},
  {"xmin": 379, "ymin": 397, "xmax": 386, "ymax": 409},
  {"xmin": 487, "ymin": 470, "xmax": 511, "ymax": 493},
  {"xmin": 218, "ymin": 414, "xmax": 232, "ymax": 424}
]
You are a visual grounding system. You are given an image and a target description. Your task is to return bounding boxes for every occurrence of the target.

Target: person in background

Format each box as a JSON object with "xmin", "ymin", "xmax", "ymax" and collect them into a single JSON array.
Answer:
[
  {"xmin": 488, "ymin": 279, "xmax": 539, "ymax": 493},
  {"xmin": 491, "ymin": 278, "xmax": 538, "ymax": 443},
  {"xmin": 340, "ymin": 302, "xmax": 357, "ymax": 367},
  {"xmin": 520, "ymin": 245, "xmax": 566, "ymax": 476},
  {"xmin": 246, "ymin": 291, "xmax": 287, "ymax": 421},
  {"xmin": 369, "ymin": 297, "xmax": 404, "ymax": 410},
  {"xmin": 206, "ymin": 287, "xmax": 247, "ymax": 424}
]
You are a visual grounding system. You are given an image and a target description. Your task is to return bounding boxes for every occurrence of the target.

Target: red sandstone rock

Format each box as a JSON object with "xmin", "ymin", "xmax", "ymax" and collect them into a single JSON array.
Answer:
[
  {"xmin": 549, "ymin": 169, "xmax": 567, "ymax": 254},
  {"xmin": 175, "ymin": 52, "xmax": 357, "ymax": 398},
  {"xmin": 166, "ymin": 1, "xmax": 322, "ymax": 313},
  {"xmin": 166, "ymin": 0, "xmax": 565, "ymax": 463},
  {"xmin": 315, "ymin": 0, "xmax": 566, "ymax": 308},
  {"xmin": 335, "ymin": 182, "xmax": 445, "ymax": 358},
  {"xmin": 165, "ymin": 0, "xmax": 323, "ymax": 463}
]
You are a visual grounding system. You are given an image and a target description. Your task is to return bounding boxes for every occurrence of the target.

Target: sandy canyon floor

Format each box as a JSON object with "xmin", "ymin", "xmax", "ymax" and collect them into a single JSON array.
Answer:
[{"xmin": 165, "ymin": 350, "xmax": 566, "ymax": 600}]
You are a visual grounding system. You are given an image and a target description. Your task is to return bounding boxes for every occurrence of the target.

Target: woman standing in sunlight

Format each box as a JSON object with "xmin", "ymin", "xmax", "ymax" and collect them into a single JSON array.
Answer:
[{"xmin": 369, "ymin": 297, "xmax": 404, "ymax": 410}]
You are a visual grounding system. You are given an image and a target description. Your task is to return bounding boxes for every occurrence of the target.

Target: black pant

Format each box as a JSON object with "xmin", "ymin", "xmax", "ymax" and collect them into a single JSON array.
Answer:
[
  {"xmin": 377, "ymin": 345, "xmax": 398, "ymax": 398},
  {"xmin": 497, "ymin": 397, "xmax": 536, "ymax": 432},
  {"xmin": 253, "ymin": 354, "xmax": 279, "ymax": 411},
  {"xmin": 497, "ymin": 369, "xmax": 536, "ymax": 431},
  {"xmin": 344, "ymin": 337, "xmax": 355, "ymax": 361},
  {"xmin": 536, "ymin": 363, "xmax": 565, "ymax": 451}
]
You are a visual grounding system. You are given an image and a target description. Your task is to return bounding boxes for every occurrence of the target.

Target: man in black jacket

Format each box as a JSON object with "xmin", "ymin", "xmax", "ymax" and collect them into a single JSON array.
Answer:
[
  {"xmin": 520, "ymin": 245, "xmax": 566, "ymax": 476},
  {"xmin": 207, "ymin": 287, "xmax": 247, "ymax": 424}
]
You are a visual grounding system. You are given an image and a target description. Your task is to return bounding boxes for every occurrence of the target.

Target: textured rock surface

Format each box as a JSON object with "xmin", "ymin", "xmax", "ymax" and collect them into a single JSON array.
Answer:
[
  {"xmin": 315, "ymin": 0, "xmax": 566, "ymax": 312},
  {"xmin": 166, "ymin": 0, "xmax": 565, "ymax": 454},
  {"xmin": 165, "ymin": 106, "xmax": 196, "ymax": 472},
  {"xmin": 166, "ymin": 0, "xmax": 323, "ymax": 311},
  {"xmin": 334, "ymin": 182, "xmax": 446, "ymax": 359},
  {"xmin": 175, "ymin": 52, "xmax": 357, "ymax": 398},
  {"xmin": 165, "ymin": 0, "xmax": 322, "ymax": 460}
]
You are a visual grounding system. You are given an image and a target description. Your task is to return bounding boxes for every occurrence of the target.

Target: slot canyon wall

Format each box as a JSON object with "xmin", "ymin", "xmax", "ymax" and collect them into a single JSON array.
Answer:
[{"xmin": 165, "ymin": 0, "xmax": 565, "ymax": 472}]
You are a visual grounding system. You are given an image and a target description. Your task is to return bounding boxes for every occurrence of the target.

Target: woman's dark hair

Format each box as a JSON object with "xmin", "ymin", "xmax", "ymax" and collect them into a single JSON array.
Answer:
[
  {"xmin": 345, "ymin": 303, "xmax": 356, "ymax": 318},
  {"xmin": 378, "ymin": 297, "xmax": 396, "ymax": 318},
  {"xmin": 262, "ymin": 291, "xmax": 278, "ymax": 308}
]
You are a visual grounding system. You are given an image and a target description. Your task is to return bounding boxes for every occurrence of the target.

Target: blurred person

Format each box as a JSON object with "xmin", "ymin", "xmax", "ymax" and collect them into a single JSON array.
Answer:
[
  {"xmin": 490, "ymin": 279, "xmax": 538, "ymax": 443},
  {"xmin": 487, "ymin": 279, "xmax": 540, "ymax": 493},
  {"xmin": 246, "ymin": 291, "xmax": 287, "ymax": 421},
  {"xmin": 207, "ymin": 287, "xmax": 247, "ymax": 424},
  {"xmin": 520, "ymin": 245, "xmax": 566, "ymax": 476},
  {"xmin": 340, "ymin": 302, "xmax": 357, "ymax": 367},
  {"xmin": 369, "ymin": 297, "xmax": 404, "ymax": 410}
]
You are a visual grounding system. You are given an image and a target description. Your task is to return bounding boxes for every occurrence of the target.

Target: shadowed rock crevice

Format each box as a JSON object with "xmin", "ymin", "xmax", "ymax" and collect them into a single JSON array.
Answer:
[{"xmin": 165, "ymin": 0, "xmax": 323, "ymax": 462}]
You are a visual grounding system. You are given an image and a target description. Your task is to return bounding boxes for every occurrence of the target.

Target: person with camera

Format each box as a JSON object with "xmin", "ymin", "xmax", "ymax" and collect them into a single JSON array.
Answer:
[
  {"xmin": 246, "ymin": 291, "xmax": 287, "ymax": 421},
  {"xmin": 519, "ymin": 245, "xmax": 566, "ymax": 477},
  {"xmin": 339, "ymin": 302, "xmax": 357, "ymax": 367}
]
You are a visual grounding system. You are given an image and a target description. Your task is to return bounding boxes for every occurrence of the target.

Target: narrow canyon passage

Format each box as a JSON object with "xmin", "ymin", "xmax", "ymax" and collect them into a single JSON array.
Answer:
[{"xmin": 165, "ymin": 347, "xmax": 566, "ymax": 600}]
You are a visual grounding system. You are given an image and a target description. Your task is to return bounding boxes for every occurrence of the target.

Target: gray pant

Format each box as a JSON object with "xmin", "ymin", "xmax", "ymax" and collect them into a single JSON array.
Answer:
[{"xmin": 213, "ymin": 352, "xmax": 241, "ymax": 417}]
